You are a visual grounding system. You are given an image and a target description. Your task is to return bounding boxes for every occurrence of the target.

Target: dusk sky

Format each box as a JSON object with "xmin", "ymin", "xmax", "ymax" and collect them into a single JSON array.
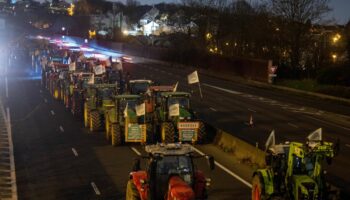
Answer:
[{"xmin": 40, "ymin": 0, "xmax": 350, "ymax": 24}]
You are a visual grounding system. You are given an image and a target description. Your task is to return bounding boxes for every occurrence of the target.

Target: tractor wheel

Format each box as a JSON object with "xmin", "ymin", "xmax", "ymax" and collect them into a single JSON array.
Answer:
[
  {"xmin": 162, "ymin": 122, "xmax": 175, "ymax": 143},
  {"xmin": 252, "ymin": 174, "xmax": 266, "ymax": 200},
  {"xmin": 111, "ymin": 123, "xmax": 122, "ymax": 146},
  {"xmin": 126, "ymin": 179, "xmax": 141, "ymax": 200},
  {"xmin": 84, "ymin": 102, "xmax": 90, "ymax": 128},
  {"xmin": 197, "ymin": 121, "xmax": 207, "ymax": 144},
  {"xmin": 72, "ymin": 93, "xmax": 83, "ymax": 118},
  {"xmin": 105, "ymin": 114, "xmax": 110, "ymax": 140},
  {"xmin": 89, "ymin": 110, "xmax": 101, "ymax": 132}
]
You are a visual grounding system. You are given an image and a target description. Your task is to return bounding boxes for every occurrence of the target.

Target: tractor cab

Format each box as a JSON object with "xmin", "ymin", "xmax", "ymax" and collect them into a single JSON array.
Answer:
[
  {"xmin": 127, "ymin": 143, "xmax": 214, "ymax": 200},
  {"xmin": 129, "ymin": 79, "xmax": 153, "ymax": 95}
]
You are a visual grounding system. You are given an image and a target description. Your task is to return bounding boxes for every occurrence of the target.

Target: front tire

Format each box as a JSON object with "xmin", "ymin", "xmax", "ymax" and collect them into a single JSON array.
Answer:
[
  {"xmin": 252, "ymin": 174, "xmax": 266, "ymax": 200},
  {"xmin": 126, "ymin": 179, "xmax": 140, "ymax": 200},
  {"xmin": 161, "ymin": 122, "xmax": 175, "ymax": 143},
  {"xmin": 89, "ymin": 110, "xmax": 101, "ymax": 132},
  {"xmin": 111, "ymin": 123, "xmax": 122, "ymax": 146}
]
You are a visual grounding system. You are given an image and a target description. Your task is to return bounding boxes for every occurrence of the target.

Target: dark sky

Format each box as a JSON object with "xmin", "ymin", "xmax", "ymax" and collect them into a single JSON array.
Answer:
[{"xmin": 40, "ymin": 0, "xmax": 350, "ymax": 24}]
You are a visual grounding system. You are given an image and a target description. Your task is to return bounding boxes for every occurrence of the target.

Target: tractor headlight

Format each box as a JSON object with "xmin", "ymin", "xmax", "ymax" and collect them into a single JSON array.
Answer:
[{"xmin": 205, "ymin": 178, "xmax": 211, "ymax": 187}]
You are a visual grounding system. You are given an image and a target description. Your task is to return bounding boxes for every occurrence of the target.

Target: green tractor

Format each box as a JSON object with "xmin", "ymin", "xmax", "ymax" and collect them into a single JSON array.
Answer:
[
  {"xmin": 153, "ymin": 92, "xmax": 206, "ymax": 144},
  {"xmin": 252, "ymin": 129, "xmax": 339, "ymax": 200},
  {"xmin": 104, "ymin": 95, "xmax": 149, "ymax": 146},
  {"xmin": 83, "ymin": 84, "xmax": 118, "ymax": 132},
  {"xmin": 70, "ymin": 73, "xmax": 104, "ymax": 118}
]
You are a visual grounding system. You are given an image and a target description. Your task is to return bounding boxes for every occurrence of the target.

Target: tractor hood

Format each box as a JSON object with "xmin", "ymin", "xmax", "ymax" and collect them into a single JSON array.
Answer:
[
  {"xmin": 179, "ymin": 108, "xmax": 192, "ymax": 119},
  {"xmin": 168, "ymin": 176, "xmax": 195, "ymax": 200}
]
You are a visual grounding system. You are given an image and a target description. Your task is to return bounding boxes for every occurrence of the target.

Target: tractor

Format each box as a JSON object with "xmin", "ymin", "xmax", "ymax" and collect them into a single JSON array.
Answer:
[
  {"xmin": 153, "ymin": 92, "xmax": 207, "ymax": 144},
  {"xmin": 104, "ymin": 94, "xmax": 150, "ymax": 146},
  {"xmin": 126, "ymin": 143, "xmax": 214, "ymax": 200},
  {"xmin": 252, "ymin": 128, "xmax": 339, "ymax": 200},
  {"xmin": 128, "ymin": 79, "xmax": 153, "ymax": 95},
  {"xmin": 70, "ymin": 73, "xmax": 103, "ymax": 118},
  {"xmin": 83, "ymin": 83, "xmax": 118, "ymax": 132}
]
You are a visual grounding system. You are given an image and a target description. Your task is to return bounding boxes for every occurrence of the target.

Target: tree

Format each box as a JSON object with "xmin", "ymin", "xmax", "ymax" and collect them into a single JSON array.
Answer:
[{"xmin": 269, "ymin": 0, "xmax": 331, "ymax": 70}]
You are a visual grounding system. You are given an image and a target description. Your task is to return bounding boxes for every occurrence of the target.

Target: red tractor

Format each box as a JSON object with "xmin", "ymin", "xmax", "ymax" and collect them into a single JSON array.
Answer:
[{"xmin": 126, "ymin": 143, "xmax": 214, "ymax": 200}]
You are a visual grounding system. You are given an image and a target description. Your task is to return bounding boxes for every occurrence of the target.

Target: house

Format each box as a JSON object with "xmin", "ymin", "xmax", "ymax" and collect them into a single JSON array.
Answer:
[
  {"xmin": 139, "ymin": 6, "xmax": 159, "ymax": 26},
  {"xmin": 143, "ymin": 21, "xmax": 159, "ymax": 36}
]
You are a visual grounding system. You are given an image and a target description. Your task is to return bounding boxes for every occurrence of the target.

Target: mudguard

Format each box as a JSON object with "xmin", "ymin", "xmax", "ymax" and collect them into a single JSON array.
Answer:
[
  {"xmin": 131, "ymin": 171, "xmax": 149, "ymax": 200},
  {"xmin": 254, "ymin": 169, "xmax": 274, "ymax": 196}
]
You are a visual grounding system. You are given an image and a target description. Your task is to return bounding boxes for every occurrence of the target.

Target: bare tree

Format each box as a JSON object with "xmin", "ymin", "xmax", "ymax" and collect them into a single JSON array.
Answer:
[{"xmin": 269, "ymin": 0, "xmax": 331, "ymax": 69}]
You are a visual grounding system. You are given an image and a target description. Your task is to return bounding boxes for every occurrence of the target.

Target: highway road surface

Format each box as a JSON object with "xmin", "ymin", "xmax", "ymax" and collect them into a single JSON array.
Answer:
[{"xmin": 1, "ymin": 53, "xmax": 251, "ymax": 199}]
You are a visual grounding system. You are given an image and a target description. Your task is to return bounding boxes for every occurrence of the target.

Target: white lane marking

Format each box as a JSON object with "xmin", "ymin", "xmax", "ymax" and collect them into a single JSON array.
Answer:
[
  {"xmin": 91, "ymin": 182, "xmax": 101, "ymax": 195},
  {"xmin": 209, "ymin": 107, "xmax": 217, "ymax": 112},
  {"xmin": 203, "ymin": 83, "xmax": 242, "ymax": 95},
  {"xmin": 248, "ymin": 108, "xmax": 256, "ymax": 113},
  {"xmin": 131, "ymin": 147, "xmax": 141, "ymax": 156},
  {"xmin": 288, "ymin": 123, "xmax": 298, "ymax": 128},
  {"xmin": 306, "ymin": 116, "xmax": 350, "ymax": 131},
  {"xmin": 5, "ymin": 107, "xmax": 18, "ymax": 199},
  {"xmin": 345, "ymin": 144, "xmax": 350, "ymax": 148},
  {"xmin": 44, "ymin": 98, "xmax": 48, "ymax": 103},
  {"xmin": 71, "ymin": 148, "xmax": 79, "ymax": 157},
  {"xmin": 50, "ymin": 110, "xmax": 55, "ymax": 115},
  {"xmin": 192, "ymin": 146, "xmax": 252, "ymax": 188},
  {"xmin": 59, "ymin": 126, "xmax": 64, "ymax": 132}
]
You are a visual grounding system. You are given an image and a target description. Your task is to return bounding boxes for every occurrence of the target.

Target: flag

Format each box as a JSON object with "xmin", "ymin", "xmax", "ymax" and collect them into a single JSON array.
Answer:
[
  {"xmin": 69, "ymin": 62, "xmax": 76, "ymax": 71},
  {"xmin": 124, "ymin": 103, "xmax": 128, "ymax": 117},
  {"xmin": 307, "ymin": 128, "xmax": 322, "ymax": 142},
  {"xmin": 88, "ymin": 74, "xmax": 94, "ymax": 85},
  {"xmin": 265, "ymin": 130, "xmax": 275, "ymax": 151},
  {"xmin": 94, "ymin": 64, "xmax": 105, "ymax": 75},
  {"xmin": 169, "ymin": 103, "xmax": 180, "ymax": 117},
  {"xmin": 173, "ymin": 82, "xmax": 178, "ymax": 92},
  {"xmin": 187, "ymin": 70, "xmax": 199, "ymax": 84},
  {"xmin": 135, "ymin": 103, "xmax": 146, "ymax": 116}
]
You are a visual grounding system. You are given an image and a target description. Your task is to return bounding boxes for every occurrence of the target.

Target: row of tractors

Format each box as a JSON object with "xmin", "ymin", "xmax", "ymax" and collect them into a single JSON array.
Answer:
[
  {"xmin": 43, "ymin": 56, "xmax": 208, "ymax": 147},
  {"xmin": 40, "ymin": 46, "xmax": 339, "ymax": 200},
  {"xmin": 41, "ymin": 49, "xmax": 214, "ymax": 199}
]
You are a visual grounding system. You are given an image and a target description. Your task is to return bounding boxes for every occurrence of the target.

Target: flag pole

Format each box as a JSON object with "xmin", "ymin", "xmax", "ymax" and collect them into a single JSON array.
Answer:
[{"xmin": 198, "ymin": 82, "xmax": 203, "ymax": 99}]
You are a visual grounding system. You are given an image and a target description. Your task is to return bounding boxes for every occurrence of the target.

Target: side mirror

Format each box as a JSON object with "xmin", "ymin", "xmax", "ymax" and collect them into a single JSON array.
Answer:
[
  {"xmin": 208, "ymin": 156, "xmax": 215, "ymax": 170},
  {"xmin": 132, "ymin": 158, "xmax": 141, "ymax": 171}
]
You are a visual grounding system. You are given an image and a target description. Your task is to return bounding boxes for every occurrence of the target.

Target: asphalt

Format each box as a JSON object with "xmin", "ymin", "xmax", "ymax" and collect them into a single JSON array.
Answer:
[
  {"xmin": 1, "ymin": 56, "xmax": 251, "ymax": 199},
  {"xmin": 124, "ymin": 59, "xmax": 350, "ymax": 197}
]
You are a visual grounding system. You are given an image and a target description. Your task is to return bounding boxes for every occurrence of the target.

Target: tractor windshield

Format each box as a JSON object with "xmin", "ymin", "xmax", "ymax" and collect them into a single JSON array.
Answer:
[
  {"xmin": 119, "ymin": 99, "xmax": 138, "ymax": 111},
  {"xmin": 98, "ymin": 88, "xmax": 115, "ymax": 100},
  {"xmin": 167, "ymin": 96, "xmax": 190, "ymax": 109},
  {"xmin": 130, "ymin": 82, "xmax": 151, "ymax": 94},
  {"xmin": 156, "ymin": 155, "xmax": 193, "ymax": 185}
]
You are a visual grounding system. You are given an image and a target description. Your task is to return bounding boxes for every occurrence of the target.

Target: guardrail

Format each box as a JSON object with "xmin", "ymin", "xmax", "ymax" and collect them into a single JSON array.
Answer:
[{"xmin": 0, "ymin": 101, "xmax": 17, "ymax": 200}]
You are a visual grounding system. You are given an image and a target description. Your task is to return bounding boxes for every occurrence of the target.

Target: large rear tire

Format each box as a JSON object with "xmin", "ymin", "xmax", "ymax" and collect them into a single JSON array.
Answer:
[
  {"xmin": 162, "ymin": 122, "xmax": 175, "ymax": 143},
  {"xmin": 126, "ymin": 179, "xmax": 141, "ymax": 200},
  {"xmin": 84, "ymin": 102, "xmax": 90, "ymax": 128},
  {"xmin": 252, "ymin": 174, "xmax": 266, "ymax": 200},
  {"xmin": 72, "ymin": 92, "xmax": 83, "ymax": 118},
  {"xmin": 89, "ymin": 110, "xmax": 101, "ymax": 132},
  {"xmin": 111, "ymin": 124, "xmax": 122, "ymax": 146}
]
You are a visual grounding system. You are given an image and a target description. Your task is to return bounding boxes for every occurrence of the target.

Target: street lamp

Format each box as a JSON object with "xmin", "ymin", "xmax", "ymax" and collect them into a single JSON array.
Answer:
[
  {"xmin": 331, "ymin": 53, "xmax": 337, "ymax": 62},
  {"xmin": 62, "ymin": 27, "xmax": 66, "ymax": 31}
]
